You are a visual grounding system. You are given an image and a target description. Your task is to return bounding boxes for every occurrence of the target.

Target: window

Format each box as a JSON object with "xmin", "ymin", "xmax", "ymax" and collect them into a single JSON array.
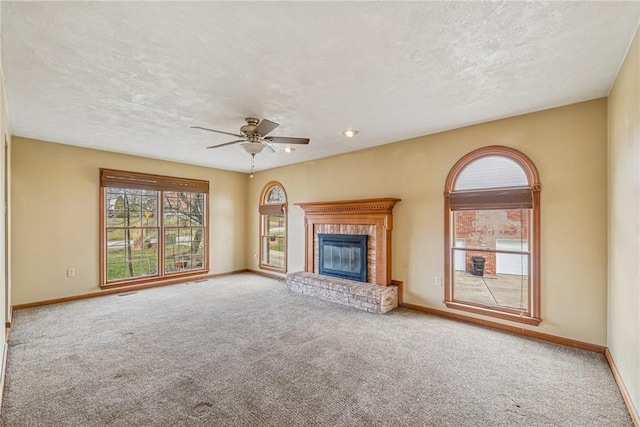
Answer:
[
  {"xmin": 100, "ymin": 169, "xmax": 209, "ymax": 287},
  {"xmin": 444, "ymin": 146, "xmax": 541, "ymax": 325},
  {"xmin": 259, "ymin": 182, "xmax": 287, "ymax": 272}
]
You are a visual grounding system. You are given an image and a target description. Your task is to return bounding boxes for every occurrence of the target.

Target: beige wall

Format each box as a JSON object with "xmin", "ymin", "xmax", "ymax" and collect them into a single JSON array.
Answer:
[
  {"xmin": 608, "ymin": 25, "xmax": 640, "ymax": 416},
  {"xmin": 247, "ymin": 99, "xmax": 609, "ymax": 345},
  {"xmin": 11, "ymin": 137, "xmax": 248, "ymax": 305}
]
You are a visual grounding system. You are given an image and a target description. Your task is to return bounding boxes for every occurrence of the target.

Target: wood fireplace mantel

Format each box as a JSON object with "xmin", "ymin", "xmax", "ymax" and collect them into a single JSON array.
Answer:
[{"xmin": 295, "ymin": 198, "xmax": 401, "ymax": 286}]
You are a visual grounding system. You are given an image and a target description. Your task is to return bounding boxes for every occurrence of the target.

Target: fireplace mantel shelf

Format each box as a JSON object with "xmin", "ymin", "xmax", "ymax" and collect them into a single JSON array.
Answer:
[{"xmin": 295, "ymin": 198, "xmax": 401, "ymax": 215}]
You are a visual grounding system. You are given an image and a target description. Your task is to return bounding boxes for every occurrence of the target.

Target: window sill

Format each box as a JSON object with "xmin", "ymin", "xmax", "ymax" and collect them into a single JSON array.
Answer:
[
  {"xmin": 259, "ymin": 265, "xmax": 286, "ymax": 274},
  {"xmin": 101, "ymin": 269, "xmax": 210, "ymax": 290},
  {"xmin": 444, "ymin": 301, "xmax": 541, "ymax": 326}
]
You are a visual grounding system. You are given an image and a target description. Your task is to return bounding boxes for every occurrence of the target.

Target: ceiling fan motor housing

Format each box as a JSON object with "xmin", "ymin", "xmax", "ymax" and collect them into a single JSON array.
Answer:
[{"xmin": 240, "ymin": 117, "xmax": 260, "ymax": 137}]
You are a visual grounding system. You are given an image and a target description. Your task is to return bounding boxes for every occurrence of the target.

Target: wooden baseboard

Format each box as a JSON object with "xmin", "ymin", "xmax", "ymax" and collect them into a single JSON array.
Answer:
[
  {"xmin": 399, "ymin": 302, "xmax": 606, "ymax": 354},
  {"xmin": 12, "ymin": 269, "xmax": 249, "ymax": 311},
  {"xmin": 605, "ymin": 348, "xmax": 640, "ymax": 426}
]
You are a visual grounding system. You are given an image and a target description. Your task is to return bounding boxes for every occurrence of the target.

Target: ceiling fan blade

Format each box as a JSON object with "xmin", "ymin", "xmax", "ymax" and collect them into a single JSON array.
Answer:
[
  {"xmin": 254, "ymin": 119, "xmax": 279, "ymax": 136},
  {"xmin": 265, "ymin": 136, "xmax": 310, "ymax": 145},
  {"xmin": 262, "ymin": 140, "xmax": 277, "ymax": 153},
  {"xmin": 206, "ymin": 139, "xmax": 245, "ymax": 149},
  {"xmin": 191, "ymin": 126, "xmax": 243, "ymax": 138}
]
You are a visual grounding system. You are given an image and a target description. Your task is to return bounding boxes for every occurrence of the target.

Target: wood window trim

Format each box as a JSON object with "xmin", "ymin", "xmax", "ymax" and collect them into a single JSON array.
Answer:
[
  {"xmin": 444, "ymin": 146, "xmax": 541, "ymax": 324},
  {"xmin": 444, "ymin": 301, "xmax": 542, "ymax": 326},
  {"xmin": 99, "ymin": 169, "xmax": 210, "ymax": 288},
  {"xmin": 259, "ymin": 181, "xmax": 287, "ymax": 273}
]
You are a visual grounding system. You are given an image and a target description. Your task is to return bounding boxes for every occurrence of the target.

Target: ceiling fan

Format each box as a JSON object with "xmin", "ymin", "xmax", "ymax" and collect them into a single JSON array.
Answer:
[{"xmin": 192, "ymin": 117, "xmax": 310, "ymax": 156}]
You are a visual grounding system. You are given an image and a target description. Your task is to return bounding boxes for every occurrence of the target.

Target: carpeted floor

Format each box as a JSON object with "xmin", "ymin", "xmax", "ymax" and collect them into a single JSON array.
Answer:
[{"xmin": 0, "ymin": 273, "xmax": 632, "ymax": 426}]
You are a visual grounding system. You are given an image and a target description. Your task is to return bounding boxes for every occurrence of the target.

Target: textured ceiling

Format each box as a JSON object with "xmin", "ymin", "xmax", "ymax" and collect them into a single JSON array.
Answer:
[{"xmin": 2, "ymin": 2, "xmax": 639, "ymax": 173}]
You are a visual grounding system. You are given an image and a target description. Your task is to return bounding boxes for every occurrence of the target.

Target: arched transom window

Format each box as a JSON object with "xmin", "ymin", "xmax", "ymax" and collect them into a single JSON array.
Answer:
[
  {"xmin": 259, "ymin": 182, "xmax": 287, "ymax": 272},
  {"xmin": 444, "ymin": 146, "xmax": 541, "ymax": 325}
]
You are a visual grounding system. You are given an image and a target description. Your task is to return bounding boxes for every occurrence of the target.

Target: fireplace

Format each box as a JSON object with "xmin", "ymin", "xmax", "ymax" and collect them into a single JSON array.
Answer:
[
  {"xmin": 318, "ymin": 234, "xmax": 368, "ymax": 282},
  {"xmin": 296, "ymin": 198, "xmax": 400, "ymax": 286}
]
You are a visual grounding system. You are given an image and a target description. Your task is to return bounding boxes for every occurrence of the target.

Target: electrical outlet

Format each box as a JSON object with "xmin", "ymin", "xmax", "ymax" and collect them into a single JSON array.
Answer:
[
  {"xmin": 435, "ymin": 276, "xmax": 443, "ymax": 287},
  {"xmin": 67, "ymin": 268, "xmax": 76, "ymax": 277}
]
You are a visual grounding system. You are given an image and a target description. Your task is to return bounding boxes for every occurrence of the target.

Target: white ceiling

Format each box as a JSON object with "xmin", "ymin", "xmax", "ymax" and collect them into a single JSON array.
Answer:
[{"xmin": 2, "ymin": 2, "xmax": 639, "ymax": 173}]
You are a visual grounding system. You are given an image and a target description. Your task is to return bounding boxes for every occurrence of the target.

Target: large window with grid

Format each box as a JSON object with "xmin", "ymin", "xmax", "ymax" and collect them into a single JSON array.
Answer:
[
  {"xmin": 444, "ymin": 146, "xmax": 541, "ymax": 325},
  {"xmin": 100, "ymin": 169, "xmax": 209, "ymax": 287},
  {"xmin": 259, "ymin": 182, "xmax": 287, "ymax": 272}
]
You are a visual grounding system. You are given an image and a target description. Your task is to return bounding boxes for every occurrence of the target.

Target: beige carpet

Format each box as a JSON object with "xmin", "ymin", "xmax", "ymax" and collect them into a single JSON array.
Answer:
[{"xmin": 0, "ymin": 273, "xmax": 632, "ymax": 426}]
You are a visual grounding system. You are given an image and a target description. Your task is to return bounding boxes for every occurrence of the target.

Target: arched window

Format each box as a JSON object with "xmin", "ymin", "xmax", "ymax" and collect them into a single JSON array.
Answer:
[
  {"xmin": 444, "ymin": 146, "xmax": 541, "ymax": 325},
  {"xmin": 259, "ymin": 182, "xmax": 287, "ymax": 272}
]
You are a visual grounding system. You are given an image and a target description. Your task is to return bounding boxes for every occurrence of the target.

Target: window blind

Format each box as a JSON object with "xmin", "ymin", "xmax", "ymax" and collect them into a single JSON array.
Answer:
[
  {"xmin": 100, "ymin": 169, "xmax": 209, "ymax": 193},
  {"xmin": 449, "ymin": 187, "xmax": 532, "ymax": 211},
  {"xmin": 259, "ymin": 203, "xmax": 285, "ymax": 215}
]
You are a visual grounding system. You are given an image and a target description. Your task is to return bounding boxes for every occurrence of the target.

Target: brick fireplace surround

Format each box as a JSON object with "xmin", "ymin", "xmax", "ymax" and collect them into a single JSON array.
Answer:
[{"xmin": 286, "ymin": 198, "xmax": 401, "ymax": 313}]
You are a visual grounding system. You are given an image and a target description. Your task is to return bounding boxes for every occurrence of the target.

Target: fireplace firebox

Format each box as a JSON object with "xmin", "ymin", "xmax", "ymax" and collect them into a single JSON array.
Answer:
[{"xmin": 318, "ymin": 234, "xmax": 368, "ymax": 282}]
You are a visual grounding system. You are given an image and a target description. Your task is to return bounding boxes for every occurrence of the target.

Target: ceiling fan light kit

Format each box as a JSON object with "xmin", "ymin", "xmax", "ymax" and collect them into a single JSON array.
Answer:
[
  {"xmin": 239, "ymin": 142, "xmax": 265, "ymax": 155},
  {"xmin": 192, "ymin": 117, "xmax": 310, "ymax": 174}
]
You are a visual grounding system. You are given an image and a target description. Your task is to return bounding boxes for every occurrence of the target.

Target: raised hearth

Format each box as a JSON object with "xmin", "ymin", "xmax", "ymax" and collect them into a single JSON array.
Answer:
[{"xmin": 286, "ymin": 271, "xmax": 398, "ymax": 314}]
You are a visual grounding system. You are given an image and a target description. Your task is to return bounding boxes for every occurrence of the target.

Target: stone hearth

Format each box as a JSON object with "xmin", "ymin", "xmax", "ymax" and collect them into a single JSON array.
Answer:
[{"xmin": 286, "ymin": 271, "xmax": 398, "ymax": 314}]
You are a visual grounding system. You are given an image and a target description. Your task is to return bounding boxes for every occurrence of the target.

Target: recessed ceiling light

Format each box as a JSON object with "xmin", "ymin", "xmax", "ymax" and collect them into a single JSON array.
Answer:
[
  {"xmin": 284, "ymin": 146, "xmax": 295, "ymax": 153},
  {"xmin": 342, "ymin": 129, "xmax": 359, "ymax": 138}
]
